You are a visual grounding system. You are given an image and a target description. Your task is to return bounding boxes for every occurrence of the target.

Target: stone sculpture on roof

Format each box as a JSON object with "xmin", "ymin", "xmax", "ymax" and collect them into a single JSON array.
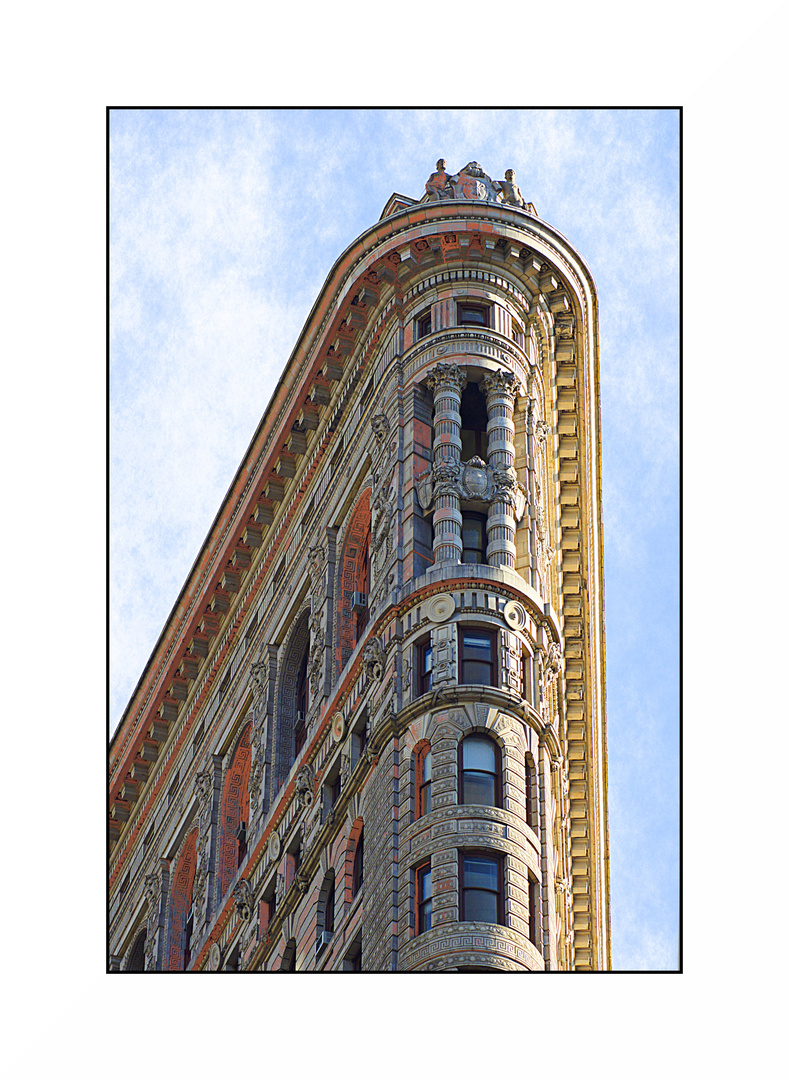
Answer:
[{"xmin": 425, "ymin": 160, "xmax": 531, "ymax": 210}]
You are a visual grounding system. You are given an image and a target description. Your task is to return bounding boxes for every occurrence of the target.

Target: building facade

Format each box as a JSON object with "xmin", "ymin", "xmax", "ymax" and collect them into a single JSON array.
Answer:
[{"xmin": 109, "ymin": 159, "xmax": 610, "ymax": 972}]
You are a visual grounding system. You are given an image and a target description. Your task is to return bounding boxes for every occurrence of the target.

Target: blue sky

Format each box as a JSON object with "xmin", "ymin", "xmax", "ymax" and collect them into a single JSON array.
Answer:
[{"xmin": 110, "ymin": 107, "xmax": 679, "ymax": 972}]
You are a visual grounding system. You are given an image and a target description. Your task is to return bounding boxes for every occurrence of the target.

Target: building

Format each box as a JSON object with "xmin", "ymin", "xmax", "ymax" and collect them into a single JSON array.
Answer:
[{"xmin": 109, "ymin": 159, "xmax": 610, "ymax": 972}]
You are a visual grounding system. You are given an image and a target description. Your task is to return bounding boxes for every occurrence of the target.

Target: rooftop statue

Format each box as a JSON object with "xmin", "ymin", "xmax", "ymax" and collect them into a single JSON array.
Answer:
[
  {"xmin": 425, "ymin": 158, "xmax": 453, "ymax": 200},
  {"xmin": 497, "ymin": 168, "xmax": 526, "ymax": 208},
  {"xmin": 425, "ymin": 160, "xmax": 529, "ymax": 207}
]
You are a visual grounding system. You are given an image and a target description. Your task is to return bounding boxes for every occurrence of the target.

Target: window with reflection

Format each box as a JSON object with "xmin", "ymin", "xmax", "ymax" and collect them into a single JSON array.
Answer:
[
  {"xmin": 459, "ymin": 629, "xmax": 495, "ymax": 685},
  {"xmin": 460, "ymin": 852, "xmax": 503, "ymax": 925},
  {"xmin": 416, "ymin": 309, "xmax": 432, "ymax": 339},
  {"xmin": 459, "ymin": 382, "xmax": 488, "ymax": 462},
  {"xmin": 415, "ymin": 742, "xmax": 432, "ymax": 818},
  {"xmin": 460, "ymin": 734, "xmax": 500, "ymax": 807},
  {"xmin": 417, "ymin": 638, "xmax": 432, "ymax": 695},
  {"xmin": 352, "ymin": 828, "xmax": 364, "ymax": 897},
  {"xmin": 458, "ymin": 303, "xmax": 489, "ymax": 328},
  {"xmin": 295, "ymin": 648, "xmax": 308, "ymax": 756},
  {"xmin": 461, "ymin": 513, "xmax": 487, "ymax": 564},
  {"xmin": 416, "ymin": 862, "xmax": 432, "ymax": 934}
]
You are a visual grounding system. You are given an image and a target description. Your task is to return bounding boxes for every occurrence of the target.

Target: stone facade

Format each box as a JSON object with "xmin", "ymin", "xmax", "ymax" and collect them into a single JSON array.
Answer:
[{"xmin": 109, "ymin": 160, "xmax": 610, "ymax": 972}]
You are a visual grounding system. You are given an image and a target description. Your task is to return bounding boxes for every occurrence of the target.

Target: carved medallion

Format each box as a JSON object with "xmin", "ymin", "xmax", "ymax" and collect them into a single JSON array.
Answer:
[
  {"xmin": 503, "ymin": 600, "xmax": 528, "ymax": 631},
  {"xmin": 209, "ymin": 942, "xmax": 222, "ymax": 971},
  {"xmin": 425, "ymin": 593, "xmax": 456, "ymax": 623},
  {"xmin": 331, "ymin": 712, "xmax": 345, "ymax": 744}
]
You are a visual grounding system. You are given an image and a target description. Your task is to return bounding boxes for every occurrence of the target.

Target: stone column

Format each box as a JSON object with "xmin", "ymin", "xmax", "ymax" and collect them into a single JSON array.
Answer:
[
  {"xmin": 483, "ymin": 369, "xmax": 522, "ymax": 569},
  {"xmin": 426, "ymin": 363, "xmax": 466, "ymax": 564}
]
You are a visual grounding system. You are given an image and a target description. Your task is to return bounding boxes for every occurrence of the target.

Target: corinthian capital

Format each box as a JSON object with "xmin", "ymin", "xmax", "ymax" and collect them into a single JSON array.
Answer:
[
  {"xmin": 426, "ymin": 363, "xmax": 467, "ymax": 396},
  {"xmin": 482, "ymin": 368, "xmax": 522, "ymax": 401}
]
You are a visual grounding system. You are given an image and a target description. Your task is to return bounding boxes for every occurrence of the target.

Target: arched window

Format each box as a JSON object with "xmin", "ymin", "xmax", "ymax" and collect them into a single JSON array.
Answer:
[
  {"xmin": 355, "ymin": 519, "xmax": 371, "ymax": 640},
  {"xmin": 459, "ymin": 734, "xmax": 501, "ymax": 807},
  {"xmin": 352, "ymin": 828, "xmax": 364, "ymax": 897},
  {"xmin": 337, "ymin": 490, "xmax": 372, "ymax": 673},
  {"xmin": 217, "ymin": 723, "xmax": 252, "ymax": 899},
  {"xmin": 316, "ymin": 871, "xmax": 336, "ymax": 959},
  {"xmin": 295, "ymin": 649, "xmax": 308, "ymax": 756},
  {"xmin": 414, "ymin": 741, "xmax": 432, "ymax": 819},
  {"xmin": 345, "ymin": 817, "xmax": 364, "ymax": 905},
  {"xmin": 276, "ymin": 609, "xmax": 311, "ymax": 788},
  {"xmin": 281, "ymin": 938, "xmax": 297, "ymax": 972},
  {"xmin": 126, "ymin": 928, "xmax": 146, "ymax": 972},
  {"xmin": 167, "ymin": 827, "xmax": 198, "ymax": 971}
]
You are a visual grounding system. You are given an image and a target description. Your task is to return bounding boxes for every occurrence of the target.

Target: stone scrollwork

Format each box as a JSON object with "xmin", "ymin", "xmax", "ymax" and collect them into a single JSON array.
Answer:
[
  {"xmin": 143, "ymin": 871, "xmax": 161, "ymax": 971},
  {"xmin": 363, "ymin": 635, "xmax": 385, "ymax": 682},
  {"xmin": 307, "ymin": 624, "xmax": 325, "ymax": 697},
  {"xmin": 416, "ymin": 456, "xmax": 526, "ymax": 522},
  {"xmin": 534, "ymin": 419, "xmax": 550, "ymax": 446},
  {"xmin": 542, "ymin": 641, "xmax": 562, "ymax": 687},
  {"xmin": 233, "ymin": 878, "xmax": 253, "ymax": 922},
  {"xmin": 250, "ymin": 659, "xmax": 267, "ymax": 701},
  {"xmin": 371, "ymin": 479, "xmax": 396, "ymax": 581},
  {"xmin": 295, "ymin": 763, "xmax": 314, "ymax": 811},
  {"xmin": 426, "ymin": 361, "xmax": 467, "ymax": 396},
  {"xmin": 371, "ymin": 412, "xmax": 391, "ymax": 450}
]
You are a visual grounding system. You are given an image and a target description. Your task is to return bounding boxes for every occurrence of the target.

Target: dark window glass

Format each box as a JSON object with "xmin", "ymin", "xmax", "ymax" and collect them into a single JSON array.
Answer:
[
  {"xmin": 525, "ymin": 758, "xmax": 535, "ymax": 829},
  {"xmin": 417, "ymin": 863, "xmax": 432, "ymax": 934},
  {"xmin": 461, "ymin": 513, "xmax": 487, "ymax": 564},
  {"xmin": 182, "ymin": 902, "xmax": 195, "ymax": 968},
  {"xmin": 459, "ymin": 383, "xmax": 488, "ymax": 461},
  {"xmin": 236, "ymin": 820, "xmax": 247, "ymax": 867},
  {"xmin": 461, "ymin": 854, "xmax": 502, "ymax": 924},
  {"xmin": 458, "ymin": 303, "xmax": 489, "ymax": 327},
  {"xmin": 416, "ymin": 310, "xmax": 432, "ymax": 339},
  {"xmin": 127, "ymin": 929, "xmax": 146, "ymax": 972},
  {"xmin": 325, "ymin": 878, "xmax": 335, "ymax": 933},
  {"xmin": 418, "ymin": 640, "xmax": 432, "ymax": 695},
  {"xmin": 460, "ymin": 630, "xmax": 495, "ymax": 686},
  {"xmin": 528, "ymin": 874, "xmax": 541, "ymax": 947},
  {"xmin": 352, "ymin": 830, "xmax": 364, "ymax": 896},
  {"xmin": 461, "ymin": 735, "xmax": 499, "ymax": 807},
  {"xmin": 355, "ymin": 524, "xmax": 371, "ymax": 641},
  {"xmin": 416, "ymin": 745, "xmax": 432, "ymax": 818},
  {"xmin": 522, "ymin": 651, "xmax": 532, "ymax": 705}
]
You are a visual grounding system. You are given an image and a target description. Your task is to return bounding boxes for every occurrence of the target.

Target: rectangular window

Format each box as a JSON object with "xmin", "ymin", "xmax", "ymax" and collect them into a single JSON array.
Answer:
[
  {"xmin": 416, "ymin": 309, "xmax": 432, "ymax": 339},
  {"xmin": 417, "ymin": 639, "xmax": 432, "ymax": 695},
  {"xmin": 457, "ymin": 303, "xmax": 489, "ymax": 328},
  {"xmin": 528, "ymin": 873, "xmax": 541, "ymax": 947},
  {"xmin": 167, "ymin": 772, "xmax": 179, "ymax": 807},
  {"xmin": 522, "ymin": 651, "xmax": 533, "ymax": 705},
  {"xmin": 416, "ymin": 745, "xmax": 432, "ymax": 817},
  {"xmin": 459, "ymin": 629, "xmax": 496, "ymax": 686},
  {"xmin": 460, "ymin": 852, "xmax": 503, "ymax": 925},
  {"xmin": 461, "ymin": 513, "xmax": 487, "ymax": 564},
  {"xmin": 416, "ymin": 862, "xmax": 432, "ymax": 934}
]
